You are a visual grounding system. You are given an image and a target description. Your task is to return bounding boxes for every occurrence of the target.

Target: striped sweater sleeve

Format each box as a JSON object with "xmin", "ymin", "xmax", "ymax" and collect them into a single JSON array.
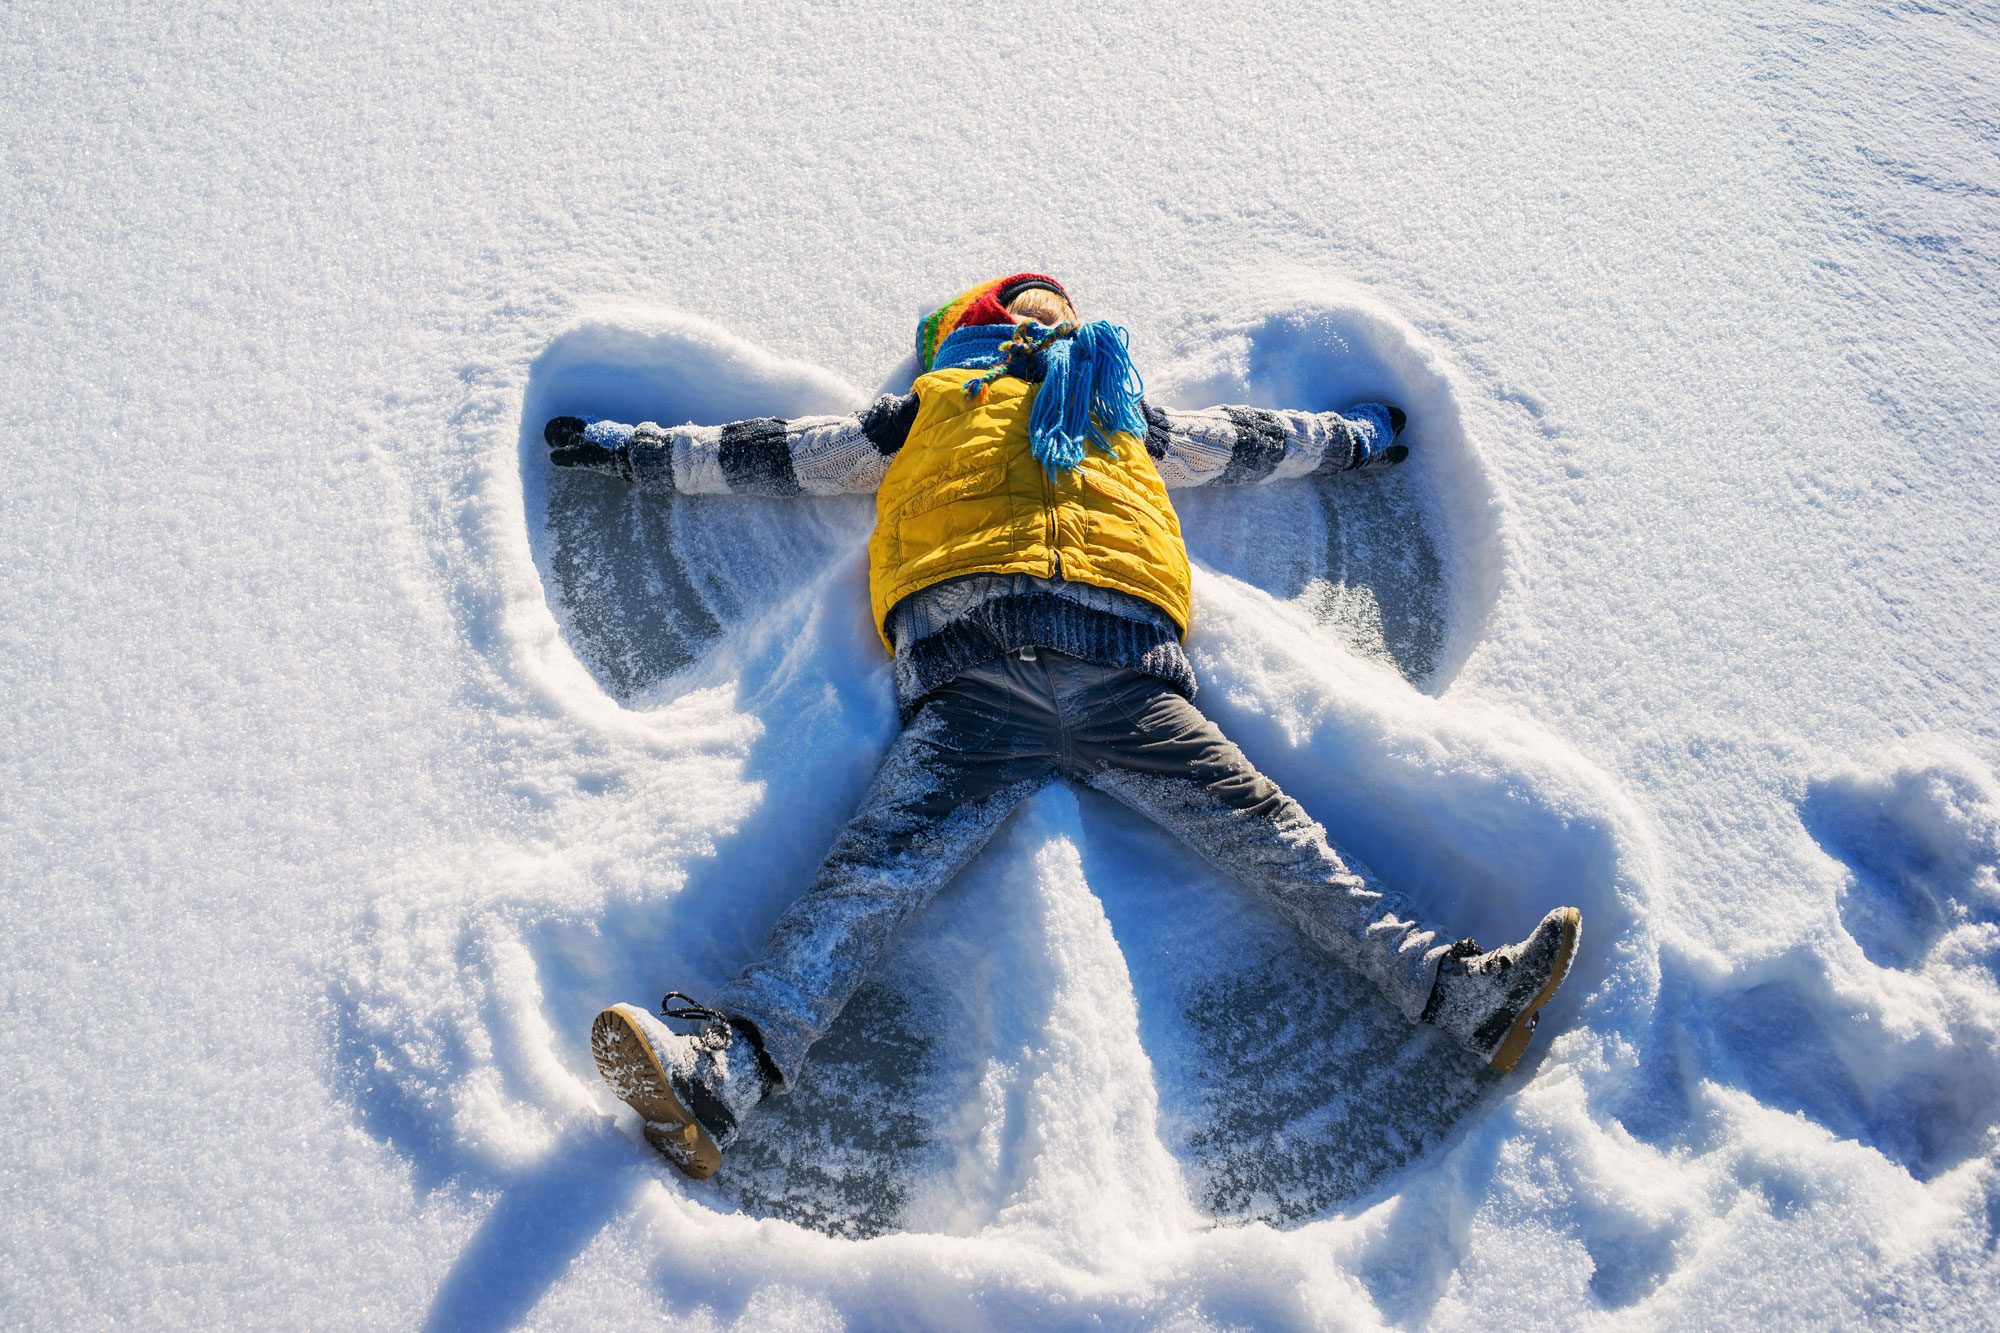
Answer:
[
  {"xmin": 622, "ymin": 392, "xmax": 919, "ymax": 497},
  {"xmin": 1139, "ymin": 401, "xmax": 1373, "ymax": 488}
]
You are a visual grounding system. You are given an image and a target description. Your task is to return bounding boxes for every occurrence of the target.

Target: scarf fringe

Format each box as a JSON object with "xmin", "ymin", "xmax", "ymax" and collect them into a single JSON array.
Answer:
[{"xmin": 949, "ymin": 320, "xmax": 1146, "ymax": 480}]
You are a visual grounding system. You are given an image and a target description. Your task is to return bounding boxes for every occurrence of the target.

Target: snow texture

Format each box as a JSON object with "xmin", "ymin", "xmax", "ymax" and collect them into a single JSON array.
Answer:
[{"xmin": 4, "ymin": 0, "xmax": 1999, "ymax": 1327}]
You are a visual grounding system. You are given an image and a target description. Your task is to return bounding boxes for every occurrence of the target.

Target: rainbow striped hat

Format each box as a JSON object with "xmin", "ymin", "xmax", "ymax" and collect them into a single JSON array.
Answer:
[{"xmin": 915, "ymin": 273, "xmax": 1072, "ymax": 372}]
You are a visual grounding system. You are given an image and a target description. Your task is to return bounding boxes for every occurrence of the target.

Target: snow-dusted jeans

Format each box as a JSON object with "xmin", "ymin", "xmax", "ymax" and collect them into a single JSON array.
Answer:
[{"xmin": 711, "ymin": 649, "xmax": 1449, "ymax": 1090}]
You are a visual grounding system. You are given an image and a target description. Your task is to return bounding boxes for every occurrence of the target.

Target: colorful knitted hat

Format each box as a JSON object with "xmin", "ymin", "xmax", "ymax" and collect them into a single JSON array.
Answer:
[{"xmin": 915, "ymin": 273, "xmax": 1072, "ymax": 372}]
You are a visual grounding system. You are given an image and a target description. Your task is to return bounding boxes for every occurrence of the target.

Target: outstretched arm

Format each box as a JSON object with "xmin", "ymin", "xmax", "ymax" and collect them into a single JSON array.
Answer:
[
  {"xmin": 1140, "ymin": 401, "xmax": 1406, "ymax": 489},
  {"xmin": 545, "ymin": 392, "xmax": 920, "ymax": 497}
]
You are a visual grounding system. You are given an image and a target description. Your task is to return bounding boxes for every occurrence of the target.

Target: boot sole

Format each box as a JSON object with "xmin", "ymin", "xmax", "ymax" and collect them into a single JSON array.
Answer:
[
  {"xmin": 591, "ymin": 1005, "xmax": 722, "ymax": 1180},
  {"xmin": 1488, "ymin": 907, "xmax": 1582, "ymax": 1075}
]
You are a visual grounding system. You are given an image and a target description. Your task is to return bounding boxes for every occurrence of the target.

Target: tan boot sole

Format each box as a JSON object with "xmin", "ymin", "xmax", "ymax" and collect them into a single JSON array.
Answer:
[
  {"xmin": 591, "ymin": 1005, "xmax": 722, "ymax": 1180},
  {"xmin": 1488, "ymin": 908, "xmax": 1582, "ymax": 1075}
]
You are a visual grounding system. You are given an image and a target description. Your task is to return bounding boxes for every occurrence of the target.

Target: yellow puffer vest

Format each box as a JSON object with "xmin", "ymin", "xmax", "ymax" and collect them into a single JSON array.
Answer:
[{"xmin": 868, "ymin": 367, "xmax": 1192, "ymax": 653}]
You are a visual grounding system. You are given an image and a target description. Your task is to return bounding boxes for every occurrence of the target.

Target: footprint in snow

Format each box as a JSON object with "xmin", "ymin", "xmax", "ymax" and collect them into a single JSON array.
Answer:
[
  {"xmin": 1706, "ymin": 744, "xmax": 2000, "ymax": 1182},
  {"xmin": 1802, "ymin": 747, "xmax": 2000, "ymax": 972}
]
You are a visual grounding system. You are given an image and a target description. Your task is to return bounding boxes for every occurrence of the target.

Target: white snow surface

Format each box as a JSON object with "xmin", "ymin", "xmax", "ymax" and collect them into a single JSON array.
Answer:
[{"xmin": 5, "ymin": 0, "xmax": 1999, "ymax": 1327}]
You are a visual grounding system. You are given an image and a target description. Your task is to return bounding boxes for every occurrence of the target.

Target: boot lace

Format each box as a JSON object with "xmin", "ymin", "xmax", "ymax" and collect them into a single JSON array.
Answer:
[{"xmin": 660, "ymin": 991, "xmax": 734, "ymax": 1050}]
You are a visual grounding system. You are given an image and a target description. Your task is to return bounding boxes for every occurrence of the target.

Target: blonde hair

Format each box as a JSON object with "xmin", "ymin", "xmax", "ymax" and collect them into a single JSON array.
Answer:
[{"xmin": 1006, "ymin": 287, "xmax": 1075, "ymax": 326}]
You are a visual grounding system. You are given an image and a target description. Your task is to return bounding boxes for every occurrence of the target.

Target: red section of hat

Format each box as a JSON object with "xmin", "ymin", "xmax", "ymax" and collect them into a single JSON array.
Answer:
[{"xmin": 960, "ymin": 273, "xmax": 1069, "ymax": 330}]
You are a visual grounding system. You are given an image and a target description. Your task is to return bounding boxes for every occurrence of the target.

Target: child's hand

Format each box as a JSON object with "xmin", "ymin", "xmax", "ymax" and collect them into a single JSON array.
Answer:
[{"xmin": 546, "ymin": 417, "xmax": 636, "ymax": 481}]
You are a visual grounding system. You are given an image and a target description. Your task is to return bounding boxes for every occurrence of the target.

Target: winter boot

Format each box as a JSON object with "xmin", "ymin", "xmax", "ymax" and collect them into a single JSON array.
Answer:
[
  {"xmin": 591, "ymin": 994, "xmax": 773, "ymax": 1179},
  {"xmin": 1421, "ymin": 907, "xmax": 1582, "ymax": 1073}
]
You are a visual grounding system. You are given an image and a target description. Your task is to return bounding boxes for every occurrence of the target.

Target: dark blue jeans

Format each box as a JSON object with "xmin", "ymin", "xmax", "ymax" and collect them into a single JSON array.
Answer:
[{"xmin": 712, "ymin": 649, "xmax": 1448, "ymax": 1089}]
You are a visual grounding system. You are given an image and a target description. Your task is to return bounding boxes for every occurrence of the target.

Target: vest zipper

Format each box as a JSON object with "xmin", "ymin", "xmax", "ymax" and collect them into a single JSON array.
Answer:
[{"xmin": 1042, "ymin": 469, "xmax": 1062, "ymax": 579}]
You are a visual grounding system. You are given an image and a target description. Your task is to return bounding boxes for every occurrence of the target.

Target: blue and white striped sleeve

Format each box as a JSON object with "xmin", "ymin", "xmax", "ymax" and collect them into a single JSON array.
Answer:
[
  {"xmin": 1140, "ymin": 402, "xmax": 1375, "ymax": 488},
  {"xmin": 616, "ymin": 392, "xmax": 920, "ymax": 497}
]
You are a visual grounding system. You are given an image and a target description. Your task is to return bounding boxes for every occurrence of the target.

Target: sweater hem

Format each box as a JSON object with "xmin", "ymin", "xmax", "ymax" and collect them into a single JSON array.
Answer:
[{"xmin": 893, "ymin": 591, "xmax": 1196, "ymax": 721}]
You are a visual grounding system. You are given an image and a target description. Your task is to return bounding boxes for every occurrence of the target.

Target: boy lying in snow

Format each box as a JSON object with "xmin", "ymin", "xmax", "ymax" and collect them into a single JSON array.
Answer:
[{"xmin": 546, "ymin": 274, "xmax": 1582, "ymax": 1180}]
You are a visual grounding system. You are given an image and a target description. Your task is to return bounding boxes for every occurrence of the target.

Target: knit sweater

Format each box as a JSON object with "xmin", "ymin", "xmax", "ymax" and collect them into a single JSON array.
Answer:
[
  {"xmin": 886, "ymin": 573, "xmax": 1193, "ymax": 718},
  {"xmin": 609, "ymin": 393, "xmax": 1383, "ymax": 498},
  {"xmin": 592, "ymin": 388, "xmax": 1388, "ymax": 709}
]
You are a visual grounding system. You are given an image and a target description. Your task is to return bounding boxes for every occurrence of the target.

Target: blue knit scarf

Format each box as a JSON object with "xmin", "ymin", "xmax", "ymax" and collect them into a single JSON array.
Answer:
[{"xmin": 931, "ymin": 321, "xmax": 1148, "ymax": 480}]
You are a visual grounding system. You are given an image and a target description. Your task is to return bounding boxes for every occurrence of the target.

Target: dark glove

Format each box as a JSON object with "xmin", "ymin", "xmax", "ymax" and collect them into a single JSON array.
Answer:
[
  {"xmin": 545, "ymin": 416, "xmax": 635, "ymax": 480},
  {"xmin": 1342, "ymin": 402, "xmax": 1409, "ymax": 470}
]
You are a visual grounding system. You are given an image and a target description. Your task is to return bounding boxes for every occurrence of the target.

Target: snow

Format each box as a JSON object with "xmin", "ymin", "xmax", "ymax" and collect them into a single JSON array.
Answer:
[{"xmin": 4, "ymin": 0, "xmax": 1998, "ymax": 1327}]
